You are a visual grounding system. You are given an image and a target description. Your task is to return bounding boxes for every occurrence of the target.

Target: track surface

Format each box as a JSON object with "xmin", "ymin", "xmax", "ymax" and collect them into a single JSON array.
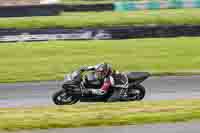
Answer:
[{"xmin": 0, "ymin": 76, "xmax": 200, "ymax": 108}]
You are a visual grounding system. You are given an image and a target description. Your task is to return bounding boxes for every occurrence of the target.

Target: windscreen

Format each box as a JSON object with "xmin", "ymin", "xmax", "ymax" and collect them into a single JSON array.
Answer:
[{"xmin": 64, "ymin": 70, "xmax": 81, "ymax": 81}]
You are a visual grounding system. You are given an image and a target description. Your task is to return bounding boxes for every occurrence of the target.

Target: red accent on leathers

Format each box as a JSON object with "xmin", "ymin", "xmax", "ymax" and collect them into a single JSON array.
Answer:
[{"xmin": 100, "ymin": 79, "xmax": 112, "ymax": 92}]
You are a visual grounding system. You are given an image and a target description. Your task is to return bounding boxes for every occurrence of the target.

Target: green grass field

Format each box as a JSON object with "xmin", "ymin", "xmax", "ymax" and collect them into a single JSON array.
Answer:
[
  {"xmin": 0, "ymin": 99, "xmax": 200, "ymax": 131},
  {"xmin": 1, "ymin": 37, "xmax": 200, "ymax": 83},
  {"xmin": 0, "ymin": 9, "xmax": 199, "ymax": 29}
]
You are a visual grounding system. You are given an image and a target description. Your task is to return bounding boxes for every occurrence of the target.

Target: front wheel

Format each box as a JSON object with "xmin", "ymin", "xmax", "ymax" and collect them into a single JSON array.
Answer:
[
  {"xmin": 52, "ymin": 90, "xmax": 79, "ymax": 105},
  {"xmin": 127, "ymin": 84, "xmax": 146, "ymax": 101}
]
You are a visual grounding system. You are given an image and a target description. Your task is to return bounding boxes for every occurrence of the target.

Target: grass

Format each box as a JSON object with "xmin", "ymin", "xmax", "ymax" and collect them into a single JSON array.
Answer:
[
  {"xmin": 0, "ymin": 99, "xmax": 200, "ymax": 131},
  {"xmin": 1, "ymin": 37, "xmax": 200, "ymax": 83},
  {"xmin": 0, "ymin": 9, "xmax": 200, "ymax": 29}
]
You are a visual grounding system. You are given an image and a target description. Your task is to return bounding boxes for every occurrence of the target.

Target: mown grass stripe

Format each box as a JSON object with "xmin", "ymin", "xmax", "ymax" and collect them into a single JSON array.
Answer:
[
  {"xmin": 0, "ymin": 99, "xmax": 200, "ymax": 131},
  {"xmin": 1, "ymin": 37, "xmax": 200, "ymax": 83},
  {"xmin": 0, "ymin": 9, "xmax": 200, "ymax": 29}
]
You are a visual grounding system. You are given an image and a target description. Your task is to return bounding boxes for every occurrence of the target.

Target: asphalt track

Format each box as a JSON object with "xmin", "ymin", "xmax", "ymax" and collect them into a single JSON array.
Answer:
[{"xmin": 0, "ymin": 76, "xmax": 200, "ymax": 108}]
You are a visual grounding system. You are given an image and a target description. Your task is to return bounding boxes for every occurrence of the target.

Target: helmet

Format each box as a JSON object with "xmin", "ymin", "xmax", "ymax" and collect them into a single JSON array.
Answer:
[{"xmin": 95, "ymin": 63, "xmax": 112, "ymax": 79}]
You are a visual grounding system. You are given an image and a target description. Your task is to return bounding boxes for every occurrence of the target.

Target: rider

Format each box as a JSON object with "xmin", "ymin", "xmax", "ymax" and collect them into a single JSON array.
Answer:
[{"xmin": 80, "ymin": 62, "xmax": 115, "ymax": 96}]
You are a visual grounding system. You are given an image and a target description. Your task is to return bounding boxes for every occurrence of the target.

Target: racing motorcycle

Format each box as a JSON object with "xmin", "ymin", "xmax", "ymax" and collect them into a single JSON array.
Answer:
[{"xmin": 52, "ymin": 70, "xmax": 150, "ymax": 105}]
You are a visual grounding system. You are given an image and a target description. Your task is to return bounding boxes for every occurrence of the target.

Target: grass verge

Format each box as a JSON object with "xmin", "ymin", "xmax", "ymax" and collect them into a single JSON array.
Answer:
[
  {"xmin": 1, "ymin": 37, "xmax": 200, "ymax": 83},
  {"xmin": 0, "ymin": 99, "xmax": 200, "ymax": 131},
  {"xmin": 0, "ymin": 9, "xmax": 200, "ymax": 29}
]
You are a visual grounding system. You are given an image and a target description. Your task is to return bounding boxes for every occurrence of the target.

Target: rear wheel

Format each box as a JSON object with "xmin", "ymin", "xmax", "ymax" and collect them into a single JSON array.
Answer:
[
  {"xmin": 52, "ymin": 90, "xmax": 79, "ymax": 105},
  {"xmin": 127, "ymin": 84, "xmax": 146, "ymax": 101}
]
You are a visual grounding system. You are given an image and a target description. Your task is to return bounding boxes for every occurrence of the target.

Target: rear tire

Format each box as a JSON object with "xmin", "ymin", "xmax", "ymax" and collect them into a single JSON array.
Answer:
[
  {"xmin": 52, "ymin": 90, "xmax": 79, "ymax": 105},
  {"xmin": 127, "ymin": 84, "xmax": 146, "ymax": 101}
]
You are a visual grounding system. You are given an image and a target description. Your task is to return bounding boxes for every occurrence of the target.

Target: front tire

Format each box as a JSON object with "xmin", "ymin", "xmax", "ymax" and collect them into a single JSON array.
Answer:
[
  {"xmin": 52, "ymin": 90, "xmax": 79, "ymax": 105},
  {"xmin": 127, "ymin": 84, "xmax": 146, "ymax": 101}
]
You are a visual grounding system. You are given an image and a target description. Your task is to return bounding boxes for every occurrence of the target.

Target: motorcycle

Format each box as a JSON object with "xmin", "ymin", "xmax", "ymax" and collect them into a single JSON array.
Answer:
[{"xmin": 52, "ymin": 70, "xmax": 150, "ymax": 105}]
